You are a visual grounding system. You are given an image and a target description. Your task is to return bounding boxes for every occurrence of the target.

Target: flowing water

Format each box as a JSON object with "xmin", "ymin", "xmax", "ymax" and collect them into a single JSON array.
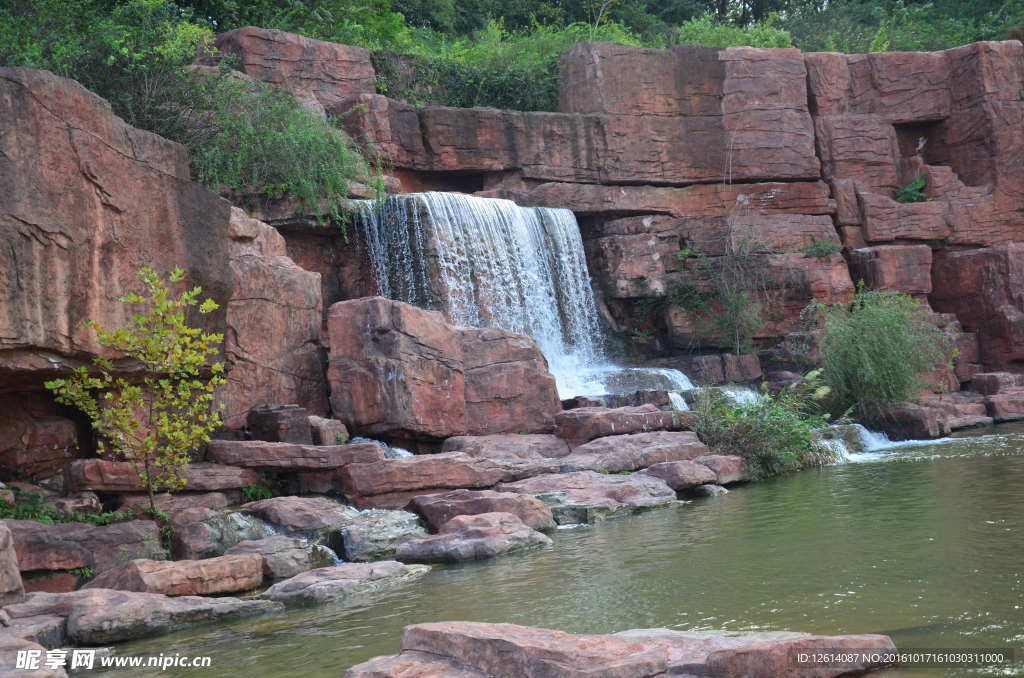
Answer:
[
  {"xmin": 356, "ymin": 193, "xmax": 695, "ymax": 397},
  {"xmin": 101, "ymin": 425, "xmax": 1024, "ymax": 677}
]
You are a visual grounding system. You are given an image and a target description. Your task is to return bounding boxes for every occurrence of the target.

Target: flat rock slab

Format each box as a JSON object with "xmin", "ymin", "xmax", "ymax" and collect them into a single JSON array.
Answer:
[
  {"xmin": 442, "ymin": 434, "xmax": 571, "ymax": 460},
  {"xmin": 395, "ymin": 512, "xmax": 552, "ymax": 563},
  {"xmin": 558, "ymin": 431, "xmax": 708, "ymax": 473},
  {"xmin": 4, "ymin": 519, "xmax": 161, "ymax": 573},
  {"xmin": 555, "ymin": 405, "xmax": 692, "ymax": 446},
  {"xmin": 497, "ymin": 471, "xmax": 676, "ymax": 524},
  {"xmin": 241, "ymin": 496, "xmax": 360, "ymax": 533},
  {"xmin": 637, "ymin": 460, "xmax": 717, "ymax": 491},
  {"xmin": 258, "ymin": 561, "xmax": 430, "ymax": 606},
  {"xmin": 410, "ymin": 489, "xmax": 555, "ymax": 532},
  {"xmin": 345, "ymin": 621, "xmax": 897, "ymax": 678},
  {"xmin": 341, "ymin": 452, "xmax": 509, "ymax": 499},
  {"xmin": 207, "ymin": 440, "xmax": 384, "ymax": 470},
  {"xmin": 66, "ymin": 459, "xmax": 258, "ymax": 492},
  {"xmin": 340, "ymin": 509, "xmax": 427, "ymax": 561},
  {"xmin": 84, "ymin": 555, "xmax": 264, "ymax": 596},
  {"xmin": 227, "ymin": 535, "xmax": 331, "ymax": 581},
  {"xmin": 695, "ymin": 455, "xmax": 748, "ymax": 485},
  {"xmin": 2, "ymin": 589, "xmax": 281, "ymax": 645}
]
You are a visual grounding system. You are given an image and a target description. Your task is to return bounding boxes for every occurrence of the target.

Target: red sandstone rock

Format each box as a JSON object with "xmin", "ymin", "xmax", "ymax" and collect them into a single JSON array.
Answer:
[
  {"xmin": 497, "ymin": 471, "xmax": 676, "ymax": 524},
  {"xmin": 972, "ymin": 372, "xmax": 1024, "ymax": 395},
  {"xmin": 246, "ymin": 405, "xmax": 312, "ymax": 444},
  {"xmin": 118, "ymin": 492, "xmax": 232, "ymax": 518},
  {"xmin": 4, "ymin": 519, "xmax": 162, "ymax": 573},
  {"xmin": 558, "ymin": 431, "xmax": 708, "ymax": 473},
  {"xmin": 871, "ymin": 403, "xmax": 950, "ymax": 440},
  {"xmin": 226, "ymin": 535, "xmax": 325, "ymax": 581},
  {"xmin": 0, "ymin": 395, "xmax": 77, "ymax": 481},
  {"xmin": 849, "ymin": 245, "xmax": 933, "ymax": 294},
  {"xmin": 983, "ymin": 388, "xmax": 1024, "ymax": 422},
  {"xmin": 409, "ymin": 490, "xmax": 555, "ymax": 532},
  {"xmin": 859, "ymin": 194, "xmax": 949, "ymax": 243},
  {"xmin": 309, "ymin": 416, "xmax": 349, "ymax": 446},
  {"xmin": 0, "ymin": 524, "xmax": 24, "ymax": 605},
  {"xmin": 241, "ymin": 496, "xmax": 359, "ymax": 533},
  {"xmin": 918, "ymin": 393, "xmax": 992, "ymax": 430},
  {"xmin": 66, "ymin": 460, "xmax": 257, "ymax": 493},
  {"xmin": 695, "ymin": 455, "xmax": 749, "ymax": 484},
  {"xmin": 554, "ymin": 405, "xmax": 691, "ymax": 446},
  {"xmin": 214, "ymin": 27, "xmax": 375, "ymax": 110},
  {"xmin": 206, "ymin": 440, "xmax": 384, "ymax": 470},
  {"xmin": 638, "ymin": 461, "xmax": 717, "ymax": 491},
  {"xmin": 84, "ymin": 555, "xmax": 264, "ymax": 596},
  {"xmin": 442, "ymin": 434, "xmax": 571, "ymax": 460},
  {"xmin": 258, "ymin": 561, "xmax": 430, "ymax": 606},
  {"xmin": 341, "ymin": 453, "xmax": 508, "ymax": 501},
  {"xmin": 704, "ymin": 633, "xmax": 897, "ymax": 678},
  {"xmin": 327, "ymin": 297, "xmax": 559, "ymax": 440},
  {"xmin": 395, "ymin": 512, "xmax": 552, "ymax": 563}
]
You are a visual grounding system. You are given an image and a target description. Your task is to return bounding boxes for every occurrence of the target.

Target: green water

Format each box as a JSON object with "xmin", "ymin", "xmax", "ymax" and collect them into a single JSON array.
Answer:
[{"xmin": 99, "ymin": 427, "xmax": 1024, "ymax": 677}]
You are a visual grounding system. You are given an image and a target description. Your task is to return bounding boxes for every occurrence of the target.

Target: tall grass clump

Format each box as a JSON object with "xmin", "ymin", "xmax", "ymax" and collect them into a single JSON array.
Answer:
[
  {"xmin": 692, "ymin": 370, "xmax": 838, "ymax": 479},
  {"xmin": 806, "ymin": 288, "xmax": 951, "ymax": 419}
]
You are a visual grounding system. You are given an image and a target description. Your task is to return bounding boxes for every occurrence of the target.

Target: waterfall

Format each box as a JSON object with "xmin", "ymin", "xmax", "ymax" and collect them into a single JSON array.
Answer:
[{"xmin": 356, "ymin": 192, "xmax": 694, "ymax": 397}]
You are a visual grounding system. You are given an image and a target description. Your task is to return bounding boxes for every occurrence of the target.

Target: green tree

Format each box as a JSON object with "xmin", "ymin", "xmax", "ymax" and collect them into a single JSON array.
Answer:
[{"xmin": 45, "ymin": 267, "xmax": 226, "ymax": 516}]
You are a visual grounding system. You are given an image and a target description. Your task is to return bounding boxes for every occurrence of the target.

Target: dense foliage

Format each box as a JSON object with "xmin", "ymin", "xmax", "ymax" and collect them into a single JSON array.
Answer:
[
  {"xmin": 806, "ymin": 288, "xmax": 951, "ymax": 419},
  {"xmin": 45, "ymin": 267, "xmax": 226, "ymax": 516},
  {"xmin": 693, "ymin": 370, "xmax": 838, "ymax": 479}
]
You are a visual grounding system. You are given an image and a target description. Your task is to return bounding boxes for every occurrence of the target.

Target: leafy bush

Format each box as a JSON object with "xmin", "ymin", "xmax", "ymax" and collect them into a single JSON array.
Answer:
[
  {"xmin": 45, "ymin": 267, "xmax": 226, "ymax": 516},
  {"xmin": 692, "ymin": 371, "xmax": 837, "ymax": 479},
  {"xmin": 805, "ymin": 288, "xmax": 951, "ymax": 419},
  {"xmin": 152, "ymin": 71, "xmax": 374, "ymax": 223},
  {"xmin": 803, "ymin": 237, "xmax": 841, "ymax": 261},
  {"xmin": 0, "ymin": 492, "xmax": 136, "ymax": 526},
  {"xmin": 894, "ymin": 177, "xmax": 927, "ymax": 203},
  {"xmin": 677, "ymin": 13, "xmax": 792, "ymax": 47}
]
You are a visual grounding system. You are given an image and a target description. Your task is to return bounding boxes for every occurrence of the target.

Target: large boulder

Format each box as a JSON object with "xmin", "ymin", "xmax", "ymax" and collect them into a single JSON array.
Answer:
[
  {"xmin": 0, "ymin": 524, "xmax": 24, "ymax": 605},
  {"xmin": 339, "ymin": 509, "xmax": 428, "ymax": 562},
  {"xmin": 246, "ymin": 404, "xmax": 313, "ymax": 444},
  {"xmin": 65, "ymin": 459, "xmax": 258, "ymax": 493},
  {"xmin": 396, "ymin": 513, "xmax": 552, "ymax": 563},
  {"xmin": 327, "ymin": 297, "xmax": 560, "ymax": 441},
  {"xmin": 2, "ymin": 589, "xmax": 280, "ymax": 644},
  {"xmin": 637, "ymin": 461, "xmax": 717, "ymax": 492},
  {"xmin": 226, "ymin": 535, "xmax": 331, "ymax": 581},
  {"xmin": 0, "ymin": 634, "xmax": 67, "ymax": 677},
  {"xmin": 206, "ymin": 440, "xmax": 385, "ymax": 470},
  {"xmin": 695, "ymin": 455, "xmax": 749, "ymax": 485},
  {"xmin": 240, "ymin": 496, "xmax": 359, "ymax": 535},
  {"xmin": 84, "ymin": 555, "xmax": 264, "ymax": 596},
  {"xmin": 258, "ymin": 562, "xmax": 430, "ymax": 606},
  {"xmin": 496, "ymin": 471, "xmax": 677, "ymax": 524},
  {"xmin": 4, "ymin": 519, "xmax": 163, "ymax": 574},
  {"xmin": 557, "ymin": 431, "xmax": 708, "ymax": 473},
  {"xmin": 409, "ymin": 489, "xmax": 555, "ymax": 532},
  {"xmin": 170, "ymin": 509, "xmax": 273, "ymax": 560}
]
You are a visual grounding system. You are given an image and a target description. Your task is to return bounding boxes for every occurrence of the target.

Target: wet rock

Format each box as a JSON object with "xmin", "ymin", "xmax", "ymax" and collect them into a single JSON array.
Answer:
[
  {"xmin": 497, "ymin": 471, "xmax": 676, "ymax": 524},
  {"xmin": 65, "ymin": 460, "xmax": 258, "ymax": 493},
  {"xmin": 4, "ymin": 519, "xmax": 163, "ymax": 574},
  {"xmin": 327, "ymin": 297, "xmax": 560, "ymax": 440},
  {"xmin": 241, "ymin": 496, "xmax": 359, "ymax": 535},
  {"xmin": 246, "ymin": 405, "xmax": 313, "ymax": 444},
  {"xmin": 171, "ymin": 510, "xmax": 273, "ymax": 560},
  {"xmin": 984, "ymin": 389, "xmax": 1024, "ymax": 422},
  {"xmin": 637, "ymin": 461, "xmax": 717, "ymax": 491},
  {"xmin": 2, "ymin": 589, "xmax": 280, "ymax": 644},
  {"xmin": 84, "ymin": 555, "xmax": 264, "ymax": 596},
  {"xmin": 258, "ymin": 562, "xmax": 430, "ymax": 606},
  {"xmin": 410, "ymin": 489, "xmax": 555, "ymax": 532},
  {"xmin": 695, "ymin": 455, "xmax": 749, "ymax": 485},
  {"xmin": 226, "ymin": 536, "xmax": 330, "ymax": 581},
  {"xmin": 689, "ymin": 484, "xmax": 729, "ymax": 498},
  {"xmin": 0, "ymin": 524, "xmax": 24, "ymax": 605},
  {"xmin": 442, "ymin": 434, "xmax": 571, "ymax": 460},
  {"xmin": 871, "ymin": 403, "xmax": 949, "ymax": 440},
  {"xmin": 702, "ymin": 633, "xmax": 897, "ymax": 678},
  {"xmin": 396, "ymin": 512, "xmax": 551, "ymax": 563},
  {"xmin": 340, "ymin": 510, "xmax": 427, "ymax": 562},
  {"xmin": 0, "ymin": 634, "xmax": 67, "ymax": 677},
  {"xmin": 554, "ymin": 405, "xmax": 691, "ymax": 446},
  {"xmin": 206, "ymin": 440, "xmax": 385, "ymax": 470},
  {"xmin": 558, "ymin": 431, "xmax": 708, "ymax": 473}
]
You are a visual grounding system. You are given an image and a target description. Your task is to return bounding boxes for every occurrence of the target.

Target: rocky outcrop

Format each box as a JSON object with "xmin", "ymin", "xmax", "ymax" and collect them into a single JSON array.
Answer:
[
  {"xmin": 346, "ymin": 622, "xmax": 896, "ymax": 678},
  {"xmin": 4, "ymin": 519, "xmax": 162, "ymax": 574},
  {"xmin": 637, "ymin": 460, "xmax": 717, "ymax": 492},
  {"xmin": 170, "ymin": 509, "xmax": 273, "ymax": 560},
  {"xmin": 226, "ymin": 536, "xmax": 329, "ymax": 581},
  {"xmin": 84, "ymin": 555, "xmax": 264, "ymax": 596},
  {"xmin": 327, "ymin": 297, "xmax": 560, "ymax": 441},
  {"xmin": 246, "ymin": 405, "xmax": 314, "ymax": 444},
  {"xmin": 258, "ymin": 562, "xmax": 430, "ymax": 606},
  {"xmin": 695, "ymin": 455, "xmax": 749, "ymax": 485},
  {"xmin": 206, "ymin": 440, "xmax": 385, "ymax": 470},
  {"xmin": 0, "ymin": 395, "xmax": 77, "ymax": 482},
  {"xmin": 240, "ymin": 496, "xmax": 359, "ymax": 534},
  {"xmin": 395, "ymin": 513, "xmax": 552, "ymax": 563},
  {"xmin": 442, "ymin": 434, "xmax": 571, "ymax": 460},
  {"xmin": 497, "ymin": 471, "xmax": 677, "ymax": 524},
  {"xmin": 339, "ymin": 509, "xmax": 427, "ymax": 562},
  {"xmin": 409, "ymin": 490, "xmax": 556, "ymax": 532}
]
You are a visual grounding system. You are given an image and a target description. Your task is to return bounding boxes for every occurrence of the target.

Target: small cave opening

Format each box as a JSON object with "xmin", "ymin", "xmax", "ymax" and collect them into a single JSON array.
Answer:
[{"xmin": 894, "ymin": 120, "xmax": 952, "ymax": 168}]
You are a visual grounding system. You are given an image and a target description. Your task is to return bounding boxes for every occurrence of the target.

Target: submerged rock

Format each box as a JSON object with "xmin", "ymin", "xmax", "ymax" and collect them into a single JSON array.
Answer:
[
  {"xmin": 257, "ymin": 562, "xmax": 430, "ymax": 606},
  {"xmin": 497, "ymin": 471, "xmax": 676, "ymax": 524},
  {"xmin": 346, "ymin": 621, "xmax": 897, "ymax": 678},
  {"xmin": 409, "ymin": 489, "xmax": 556, "ymax": 532},
  {"xmin": 395, "ymin": 513, "xmax": 552, "ymax": 563}
]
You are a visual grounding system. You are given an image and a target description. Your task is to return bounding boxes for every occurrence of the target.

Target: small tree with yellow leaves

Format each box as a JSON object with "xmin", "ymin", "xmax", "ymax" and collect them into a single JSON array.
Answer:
[{"xmin": 45, "ymin": 267, "xmax": 225, "ymax": 516}]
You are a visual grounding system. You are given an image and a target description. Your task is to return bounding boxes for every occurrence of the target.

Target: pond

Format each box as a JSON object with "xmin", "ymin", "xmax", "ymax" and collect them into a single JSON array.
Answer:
[{"xmin": 100, "ymin": 424, "xmax": 1024, "ymax": 677}]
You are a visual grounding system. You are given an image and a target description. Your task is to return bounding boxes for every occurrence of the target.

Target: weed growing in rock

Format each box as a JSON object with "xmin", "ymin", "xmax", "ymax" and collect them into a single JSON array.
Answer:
[
  {"xmin": 804, "ymin": 287, "xmax": 951, "ymax": 419},
  {"xmin": 894, "ymin": 177, "xmax": 928, "ymax": 203},
  {"xmin": 45, "ymin": 267, "xmax": 226, "ymax": 517},
  {"xmin": 803, "ymin": 237, "xmax": 841, "ymax": 261}
]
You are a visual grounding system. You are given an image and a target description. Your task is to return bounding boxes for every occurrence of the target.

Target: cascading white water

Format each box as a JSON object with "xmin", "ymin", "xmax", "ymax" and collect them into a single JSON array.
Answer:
[{"xmin": 357, "ymin": 192, "xmax": 694, "ymax": 397}]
